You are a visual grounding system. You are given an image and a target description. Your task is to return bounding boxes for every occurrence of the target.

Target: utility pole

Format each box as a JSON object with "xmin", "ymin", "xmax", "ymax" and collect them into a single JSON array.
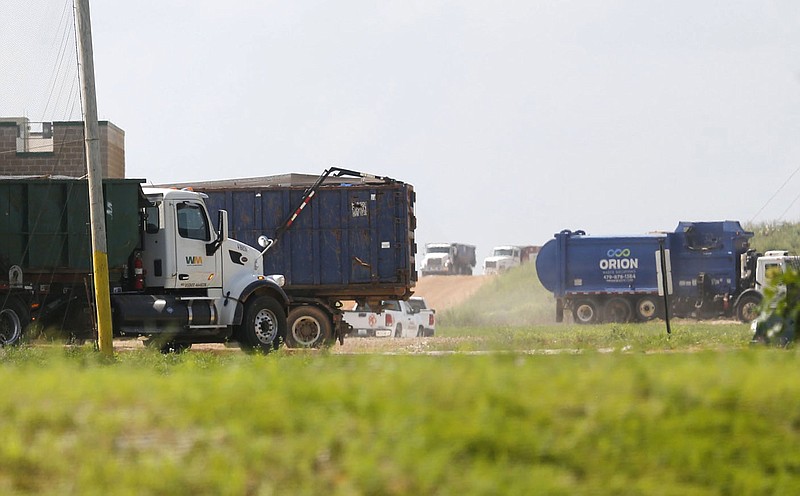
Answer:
[{"xmin": 74, "ymin": 0, "xmax": 114, "ymax": 356}]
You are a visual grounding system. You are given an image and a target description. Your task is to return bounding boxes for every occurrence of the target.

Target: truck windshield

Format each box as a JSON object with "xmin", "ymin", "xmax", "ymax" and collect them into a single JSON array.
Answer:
[
  {"xmin": 427, "ymin": 246, "xmax": 450, "ymax": 254},
  {"xmin": 494, "ymin": 249, "xmax": 515, "ymax": 256}
]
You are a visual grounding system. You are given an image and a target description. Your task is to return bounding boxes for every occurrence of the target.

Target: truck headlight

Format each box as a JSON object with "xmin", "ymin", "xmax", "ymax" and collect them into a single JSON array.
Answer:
[{"xmin": 267, "ymin": 274, "xmax": 285, "ymax": 287}]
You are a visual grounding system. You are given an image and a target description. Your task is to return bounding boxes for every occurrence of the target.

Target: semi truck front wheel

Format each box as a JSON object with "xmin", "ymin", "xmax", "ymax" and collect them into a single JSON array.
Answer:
[
  {"xmin": 736, "ymin": 294, "xmax": 762, "ymax": 323},
  {"xmin": 239, "ymin": 296, "xmax": 287, "ymax": 353}
]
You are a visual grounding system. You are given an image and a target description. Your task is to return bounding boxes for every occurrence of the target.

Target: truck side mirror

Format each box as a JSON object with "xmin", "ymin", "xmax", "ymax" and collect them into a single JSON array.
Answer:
[
  {"xmin": 217, "ymin": 210, "xmax": 228, "ymax": 242},
  {"xmin": 206, "ymin": 210, "xmax": 228, "ymax": 256}
]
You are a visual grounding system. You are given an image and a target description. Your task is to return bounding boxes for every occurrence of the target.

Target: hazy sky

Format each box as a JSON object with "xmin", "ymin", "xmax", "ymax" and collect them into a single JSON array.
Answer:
[{"xmin": 3, "ymin": 1, "xmax": 800, "ymax": 268}]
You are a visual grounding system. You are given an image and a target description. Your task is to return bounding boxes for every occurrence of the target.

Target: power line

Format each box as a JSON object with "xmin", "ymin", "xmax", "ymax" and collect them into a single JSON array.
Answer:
[{"xmin": 748, "ymin": 164, "xmax": 800, "ymax": 223}]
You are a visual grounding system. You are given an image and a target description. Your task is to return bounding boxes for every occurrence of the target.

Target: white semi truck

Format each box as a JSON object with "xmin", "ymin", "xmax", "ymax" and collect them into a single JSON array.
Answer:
[
  {"xmin": 483, "ymin": 245, "xmax": 539, "ymax": 275},
  {"xmin": 0, "ymin": 178, "xmax": 289, "ymax": 352},
  {"xmin": 420, "ymin": 243, "xmax": 476, "ymax": 276}
]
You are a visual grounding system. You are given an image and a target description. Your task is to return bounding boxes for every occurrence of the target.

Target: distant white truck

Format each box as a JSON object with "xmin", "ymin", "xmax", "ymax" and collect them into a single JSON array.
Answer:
[
  {"xmin": 483, "ymin": 245, "xmax": 540, "ymax": 275},
  {"xmin": 343, "ymin": 297, "xmax": 435, "ymax": 338},
  {"xmin": 420, "ymin": 243, "xmax": 476, "ymax": 276}
]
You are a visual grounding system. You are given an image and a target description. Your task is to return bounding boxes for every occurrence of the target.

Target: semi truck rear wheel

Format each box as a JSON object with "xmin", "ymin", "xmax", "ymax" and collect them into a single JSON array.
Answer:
[
  {"xmin": 635, "ymin": 296, "xmax": 660, "ymax": 321},
  {"xmin": 572, "ymin": 299, "xmax": 598, "ymax": 324},
  {"xmin": 0, "ymin": 296, "xmax": 28, "ymax": 346},
  {"xmin": 239, "ymin": 295, "xmax": 287, "ymax": 353},
  {"xmin": 604, "ymin": 297, "xmax": 633, "ymax": 323},
  {"xmin": 286, "ymin": 306, "xmax": 332, "ymax": 348}
]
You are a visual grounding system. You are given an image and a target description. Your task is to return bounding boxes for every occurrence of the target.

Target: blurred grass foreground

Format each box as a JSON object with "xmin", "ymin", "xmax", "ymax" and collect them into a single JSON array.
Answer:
[{"xmin": 1, "ymin": 346, "xmax": 800, "ymax": 495}]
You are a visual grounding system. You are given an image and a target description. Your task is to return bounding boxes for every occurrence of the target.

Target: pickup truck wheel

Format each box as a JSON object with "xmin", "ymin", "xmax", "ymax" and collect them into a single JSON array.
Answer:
[
  {"xmin": 394, "ymin": 324, "xmax": 402, "ymax": 338},
  {"xmin": 239, "ymin": 295, "xmax": 287, "ymax": 353},
  {"xmin": 286, "ymin": 306, "xmax": 331, "ymax": 348},
  {"xmin": 604, "ymin": 297, "xmax": 633, "ymax": 323},
  {"xmin": 736, "ymin": 294, "xmax": 762, "ymax": 323},
  {"xmin": 417, "ymin": 325, "xmax": 424, "ymax": 337},
  {"xmin": 0, "ymin": 297, "xmax": 28, "ymax": 346},
  {"xmin": 572, "ymin": 299, "xmax": 598, "ymax": 325}
]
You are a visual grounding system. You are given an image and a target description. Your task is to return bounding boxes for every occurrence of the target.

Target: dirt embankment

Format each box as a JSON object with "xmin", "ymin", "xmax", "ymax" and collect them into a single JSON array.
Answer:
[{"xmin": 412, "ymin": 275, "xmax": 491, "ymax": 312}]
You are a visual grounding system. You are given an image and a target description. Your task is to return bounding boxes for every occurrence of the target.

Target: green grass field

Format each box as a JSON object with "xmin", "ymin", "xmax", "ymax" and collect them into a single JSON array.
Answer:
[
  {"xmin": 1, "ymin": 343, "xmax": 799, "ymax": 495},
  {"xmin": 3, "ymin": 259, "xmax": 799, "ymax": 495}
]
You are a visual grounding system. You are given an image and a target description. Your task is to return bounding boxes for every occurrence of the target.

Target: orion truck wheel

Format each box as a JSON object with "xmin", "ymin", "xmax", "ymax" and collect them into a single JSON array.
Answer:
[
  {"xmin": 736, "ymin": 294, "xmax": 762, "ymax": 323},
  {"xmin": 604, "ymin": 297, "xmax": 633, "ymax": 323},
  {"xmin": 635, "ymin": 296, "xmax": 660, "ymax": 321},
  {"xmin": 286, "ymin": 306, "xmax": 331, "ymax": 348},
  {"xmin": 572, "ymin": 299, "xmax": 598, "ymax": 325},
  {"xmin": 0, "ymin": 296, "xmax": 28, "ymax": 346},
  {"xmin": 239, "ymin": 295, "xmax": 287, "ymax": 353}
]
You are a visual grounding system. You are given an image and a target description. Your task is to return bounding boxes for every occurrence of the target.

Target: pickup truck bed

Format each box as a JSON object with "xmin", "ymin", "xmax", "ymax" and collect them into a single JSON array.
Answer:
[{"xmin": 343, "ymin": 298, "xmax": 435, "ymax": 338}]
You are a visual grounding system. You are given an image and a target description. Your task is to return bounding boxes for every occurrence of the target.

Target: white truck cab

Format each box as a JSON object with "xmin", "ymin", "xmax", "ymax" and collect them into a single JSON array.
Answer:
[
  {"xmin": 111, "ymin": 187, "xmax": 289, "ymax": 352},
  {"xmin": 483, "ymin": 246, "xmax": 522, "ymax": 275},
  {"xmin": 754, "ymin": 250, "xmax": 800, "ymax": 291}
]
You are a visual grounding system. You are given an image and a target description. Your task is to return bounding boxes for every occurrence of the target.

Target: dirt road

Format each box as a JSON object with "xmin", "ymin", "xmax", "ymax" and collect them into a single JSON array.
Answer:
[{"xmin": 412, "ymin": 275, "xmax": 490, "ymax": 311}]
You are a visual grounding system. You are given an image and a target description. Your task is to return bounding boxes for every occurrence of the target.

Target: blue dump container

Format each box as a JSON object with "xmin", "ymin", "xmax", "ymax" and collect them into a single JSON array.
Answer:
[{"xmin": 200, "ymin": 180, "xmax": 416, "ymax": 300}]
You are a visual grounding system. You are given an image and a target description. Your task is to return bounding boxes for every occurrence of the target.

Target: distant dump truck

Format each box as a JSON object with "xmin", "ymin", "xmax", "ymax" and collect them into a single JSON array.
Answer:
[
  {"xmin": 483, "ymin": 245, "xmax": 540, "ymax": 275},
  {"xmin": 420, "ymin": 243, "xmax": 476, "ymax": 276}
]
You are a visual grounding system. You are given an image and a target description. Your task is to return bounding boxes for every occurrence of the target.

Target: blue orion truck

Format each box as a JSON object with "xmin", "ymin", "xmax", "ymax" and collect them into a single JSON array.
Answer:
[{"xmin": 536, "ymin": 221, "xmax": 764, "ymax": 324}]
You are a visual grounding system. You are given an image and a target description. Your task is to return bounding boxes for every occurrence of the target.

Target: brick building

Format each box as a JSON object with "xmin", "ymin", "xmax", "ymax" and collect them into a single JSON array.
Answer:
[{"xmin": 0, "ymin": 118, "xmax": 125, "ymax": 178}]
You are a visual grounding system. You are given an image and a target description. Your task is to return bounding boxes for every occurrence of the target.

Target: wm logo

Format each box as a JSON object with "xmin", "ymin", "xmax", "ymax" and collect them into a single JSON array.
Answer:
[{"xmin": 185, "ymin": 256, "xmax": 203, "ymax": 265}]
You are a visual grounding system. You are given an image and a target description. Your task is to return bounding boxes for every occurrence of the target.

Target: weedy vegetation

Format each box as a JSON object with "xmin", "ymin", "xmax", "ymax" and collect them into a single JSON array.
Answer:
[
  {"xmin": 747, "ymin": 220, "xmax": 800, "ymax": 255},
  {"xmin": 3, "ymin": 234, "xmax": 800, "ymax": 494}
]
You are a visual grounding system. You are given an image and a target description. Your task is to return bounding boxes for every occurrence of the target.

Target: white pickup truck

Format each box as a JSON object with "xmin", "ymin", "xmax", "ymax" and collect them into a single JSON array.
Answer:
[{"xmin": 343, "ymin": 297, "xmax": 435, "ymax": 338}]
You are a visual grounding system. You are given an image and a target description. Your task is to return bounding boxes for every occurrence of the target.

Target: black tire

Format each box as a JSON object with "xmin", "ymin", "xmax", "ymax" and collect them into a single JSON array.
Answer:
[
  {"xmin": 604, "ymin": 297, "xmax": 633, "ymax": 323},
  {"xmin": 286, "ymin": 306, "xmax": 332, "ymax": 348},
  {"xmin": 239, "ymin": 295, "xmax": 287, "ymax": 353},
  {"xmin": 155, "ymin": 342, "xmax": 192, "ymax": 354},
  {"xmin": 635, "ymin": 296, "xmax": 660, "ymax": 321},
  {"xmin": 572, "ymin": 299, "xmax": 599, "ymax": 324},
  {"xmin": 394, "ymin": 324, "xmax": 402, "ymax": 338},
  {"xmin": 736, "ymin": 294, "xmax": 762, "ymax": 323},
  {"xmin": 143, "ymin": 333, "xmax": 192, "ymax": 354},
  {"xmin": 417, "ymin": 325, "xmax": 424, "ymax": 337},
  {"xmin": 0, "ymin": 296, "xmax": 28, "ymax": 346}
]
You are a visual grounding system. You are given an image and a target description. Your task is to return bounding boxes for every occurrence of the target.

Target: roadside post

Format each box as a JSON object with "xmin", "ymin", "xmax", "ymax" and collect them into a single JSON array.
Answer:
[{"xmin": 657, "ymin": 240, "xmax": 673, "ymax": 335}]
